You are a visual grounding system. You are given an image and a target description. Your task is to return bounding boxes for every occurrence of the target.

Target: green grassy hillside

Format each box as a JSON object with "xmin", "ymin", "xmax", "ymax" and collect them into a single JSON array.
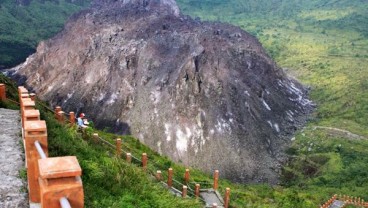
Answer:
[
  {"xmin": 1, "ymin": 0, "xmax": 368, "ymax": 207},
  {"xmin": 176, "ymin": 0, "xmax": 368, "ymax": 206},
  {"xmin": 0, "ymin": 0, "xmax": 91, "ymax": 68}
]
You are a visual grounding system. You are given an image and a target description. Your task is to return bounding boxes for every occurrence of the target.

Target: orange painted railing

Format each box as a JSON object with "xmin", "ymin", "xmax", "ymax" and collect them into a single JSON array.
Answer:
[
  {"xmin": 15, "ymin": 85, "xmax": 84, "ymax": 208},
  {"xmin": 320, "ymin": 194, "xmax": 368, "ymax": 208},
  {"xmin": 52, "ymin": 106, "xmax": 231, "ymax": 207},
  {"xmin": 2, "ymin": 83, "xmax": 231, "ymax": 207}
]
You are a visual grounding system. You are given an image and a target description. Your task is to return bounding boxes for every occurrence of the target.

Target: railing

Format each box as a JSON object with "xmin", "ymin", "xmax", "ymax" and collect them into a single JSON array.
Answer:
[
  {"xmin": 42, "ymin": 101, "xmax": 232, "ymax": 207},
  {"xmin": 13, "ymin": 85, "xmax": 84, "ymax": 208},
  {"xmin": 320, "ymin": 194, "xmax": 368, "ymax": 208},
  {"xmin": 53, "ymin": 105, "xmax": 231, "ymax": 207},
  {"xmin": 2, "ymin": 83, "xmax": 230, "ymax": 207}
]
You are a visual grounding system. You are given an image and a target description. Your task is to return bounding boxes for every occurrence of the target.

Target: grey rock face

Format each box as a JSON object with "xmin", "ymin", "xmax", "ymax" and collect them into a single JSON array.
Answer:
[{"xmin": 13, "ymin": 0, "xmax": 312, "ymax": 183}]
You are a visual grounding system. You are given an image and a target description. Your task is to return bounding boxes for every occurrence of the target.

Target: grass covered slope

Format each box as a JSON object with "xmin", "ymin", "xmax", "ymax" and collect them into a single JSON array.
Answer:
[
  {"xmin": 177, "ymin": 0, "xmax": 368, "ymax": 136},
  {"xmin": 176, "ymin": 0, "xmax": 368, "ymax": 206},
  {"xmin": 1, "ymin": 0, "xmax": 368, "ymax": 207},
  {"xmin": 0, "ymin": 0, "xmax": 91, "ymax": 68}
]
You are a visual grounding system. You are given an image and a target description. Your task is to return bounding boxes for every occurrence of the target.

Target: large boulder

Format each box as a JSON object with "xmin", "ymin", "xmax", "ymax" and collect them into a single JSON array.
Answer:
[{"xmin": 12, "ymin": 0, "xmax": 312, "ymax": 183}]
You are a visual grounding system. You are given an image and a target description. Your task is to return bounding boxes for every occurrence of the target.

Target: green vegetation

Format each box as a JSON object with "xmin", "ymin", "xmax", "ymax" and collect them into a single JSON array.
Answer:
[
  {"xmin": 176, "ymin": 0, "xmax": 368, "ymax": 206},
  {"xmin": 1, "ymin": 0, "xmax": 368, "ymax": 207},
  {"xmin": 0, "ymin": 0, "xmax": 91, "ymax": 68}
]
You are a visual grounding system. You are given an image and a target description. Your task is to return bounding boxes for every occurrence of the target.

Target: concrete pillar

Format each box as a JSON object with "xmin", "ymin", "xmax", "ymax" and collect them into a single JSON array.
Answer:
[
  {"xmin": 126, "ymin": 153, "xmax": 132, "ymax": 163},
  {"xmin": 29, "ymin": 93, "xmax": 36, "ymax": 101},
  {"xmin": 23, "ymin": 110, "xmax": 40, "ymax": 128},
  {"xmin": 0, "ymin": 84, "xmax": 6, "ymax": 101},
  {"xmin": 38, "ymin": 156, "xmax": 84, "ymax": 208},
  {"xmin": 224, "ymin": 187, "xmax": 231, "ymax": 208},
  {"xmin": 18, "ymin": 86, "xmax": 28, "ymax": 101},
  {"xmin": 213, "ymin": 170, "xmax": 219, "ymax": 190},
  {"xmin": 156, "ymin": 170, "xmax": 162, "ymax": 181},
  {"xmin": 21, "ymin": 98, "xmax": 35, "ymax": 121},
  {"xmin": 184, "ymin": 169, "xmax": 190, "ymax": 184},
  {"xmin": 69, "ymin": 112, "xmax": 75, "ymax": 124},
  {"xmin": 142, "ymin": 153, "xmax": 147, "ymax": 171},
  {"xmin": 24, "ymin": 120, "xmax": 48, "ymax": 202},
  {"xmin": 182, "ymin": 186, "xmax": 187, "ymax": 198},
  {"xmin": 116, "ymin": 138, "xmax": 122, "ymax": 158},
  {"xmin": 167, "ymin": 168, "xmax": 173, "ymax": 188},
  {"xmin": 195, "ymin": 184, "xmax": 200, "ymax": 198}
]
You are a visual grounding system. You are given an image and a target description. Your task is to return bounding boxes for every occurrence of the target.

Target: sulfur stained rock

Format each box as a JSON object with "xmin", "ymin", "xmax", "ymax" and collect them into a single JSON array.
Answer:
[{"xmin": 11, "ymin": 0, "xmax": 313, "ymax": 183}]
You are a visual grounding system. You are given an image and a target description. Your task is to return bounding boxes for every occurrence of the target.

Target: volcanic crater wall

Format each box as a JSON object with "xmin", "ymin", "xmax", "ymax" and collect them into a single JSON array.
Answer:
[{"xmin": 12, "ymin": 0, "xmax": 312, "ymax": 183}]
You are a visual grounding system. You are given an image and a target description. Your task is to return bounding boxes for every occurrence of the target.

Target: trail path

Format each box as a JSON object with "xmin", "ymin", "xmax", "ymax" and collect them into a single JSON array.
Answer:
[
  {"xmin": 328, "ymin": 200, "xmax": 345, "ymax": 208},
  {"xmin": 313, "ymin": 126, "xmax": 366, "ymax": 140},
  {"xmin": 0, "ymin": 108, "xmax": 28, "ymax": 208}
]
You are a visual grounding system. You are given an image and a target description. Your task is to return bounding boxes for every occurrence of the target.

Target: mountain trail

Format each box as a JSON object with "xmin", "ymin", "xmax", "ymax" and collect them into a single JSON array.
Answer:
[
  {"xmin": 312, "ymin": 126, "xmax": 366, "ymax": 140},
  {"xmin": 0, "ymin": 108, "xmax": 28, "ymax": 208}
]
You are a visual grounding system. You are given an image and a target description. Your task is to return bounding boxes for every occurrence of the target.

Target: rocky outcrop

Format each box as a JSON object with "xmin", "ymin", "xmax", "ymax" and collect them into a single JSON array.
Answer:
[{"xmin": 12, "ymin": 0, "xmax": 313, "ymax": 183}]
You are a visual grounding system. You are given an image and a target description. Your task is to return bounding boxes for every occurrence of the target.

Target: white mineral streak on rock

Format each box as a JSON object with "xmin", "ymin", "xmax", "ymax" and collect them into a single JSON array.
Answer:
[
  {"xmin": 262, "ymin": 98, "xmax": 271, "ymax": 111},
  {"xmin": 63, "ymin": 92, "xmax": 74, "ymax": 103},
  {"xmin": 106, "ymin": 92, "xmax": 118, "ymax": 104},
  {"xmin": 267, "ymin": 120, "xmax": 273, "ymax": 128},
  {"xmin": 164, "ymin": 123, "xmax": 171, "ymax": 142},
  {"xmin": 47, "ymin": 85, "xmax": 54, "ymax": 92},
  {"xmin": 176, "ymin": 127, "xmax": 191, "ymax": 152},
  {"xmin": 157, "ymin": 141, "xmax": 162, "ymax": 154},
  {"xmin": 273, "ymin": 123, "xmax": 280, "ymax": 133}
]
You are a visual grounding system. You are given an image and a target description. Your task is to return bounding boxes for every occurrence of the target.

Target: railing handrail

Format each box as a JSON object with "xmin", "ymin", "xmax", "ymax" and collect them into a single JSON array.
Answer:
[
  {"xmin": 60, "ymin": 197, "xmax": 72, "ymax": 208},
  {"xmin": 35, "ymin": 140, "xmax": 47, "ymax": 159}
]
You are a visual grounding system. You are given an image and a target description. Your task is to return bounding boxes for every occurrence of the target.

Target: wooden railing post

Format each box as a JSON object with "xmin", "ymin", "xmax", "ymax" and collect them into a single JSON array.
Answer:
[
  {"xmin": 116, "ymin": 138, "xmax": 122, "ymax": 158},
  {"xmin": 57, "ymin": 111, "xmax": 65, "ymax": 123},
  {"xmin": 195, "ymin": 184, "xmax": 200, "ymax": 198},
  {"xmin": 24, "ymin": 120, "xmax": 48, "ymax": 202},
  {"xmin": 184, "ymin": 169, "xmax": 190, "ymax": 184},
  {"xmin": 29, "ymin": 93, "xmax": 36, "ymax": 101},
  {"xmin": 92, "ymin": 133, "xmax": 99, "ymax": 143},
  {"xmin": 213, "ymin": 170, "xmax": 219, "ymax": 190},
  {"xmin": 182, "ymin": 186, "xmax": 187, "ymax": 198},
  {"xmin": 142, "ymin": 153, "xmax": 147, "ymax": 171},
  {"xmin": 156, "ymin": 170, "xmax": 162, "ymax": 181},
  {"xmin": 55, "ymin": 106, "xmax": 61, "ymax": 119},
  {"xmin": 69, "ymin": 112, "xmax": 75, "ymax": 124},
  {"xmin": 126, "ymin": 153, "xmax": 132, "ymax": 163},
  {"xmin": 38, "ymin": 156, "xmax": 84, "ymax": 208},
  {"xmin": 224, "ymin": 187, "xmax": 231, "ymax": 208},
  {"xmin": 167, "ymin": 168, "xmax": 173, "ymax": 188},
  {"xmin": 0, "ymin": 84, "xmax": 6, "ymax": 101}
]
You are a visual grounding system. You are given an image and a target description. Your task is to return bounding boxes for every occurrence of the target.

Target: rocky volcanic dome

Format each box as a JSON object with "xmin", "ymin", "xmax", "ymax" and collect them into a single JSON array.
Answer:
[{"xmin": 13, "ymin": 0, "xmax": 312, "ymax": 183}]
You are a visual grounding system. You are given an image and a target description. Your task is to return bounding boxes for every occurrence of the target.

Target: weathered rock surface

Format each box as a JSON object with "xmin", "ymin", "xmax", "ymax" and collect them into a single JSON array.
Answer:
[{"xmin": 11, "ymin": 0, "xmax": 313, "ymax": 183}]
